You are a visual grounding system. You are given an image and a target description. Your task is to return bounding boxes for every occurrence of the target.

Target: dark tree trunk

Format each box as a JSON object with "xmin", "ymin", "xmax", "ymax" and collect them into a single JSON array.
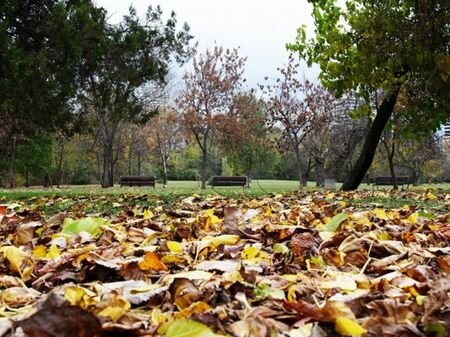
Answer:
[
  {"xmin": 7, "ymin": 136, "xmax": 16, "ymax": 189},
  {"xmin": 102, "ymin": 141, "xmax": 114, "ymax": 188},
  {"xmin": 43, "ymin": 173, "xmax": 52, "ymax": 188},
  {"xmin": 56, "ymin": 140, "xmax": 64, "ymax": 188},
  {"xmin": 302, "ymin": 157, "xmax": 312, "ymax": 187},
  {"xmin": 162, "ymin": 155, "xmax": 168, "ymax": 187},
  {"xmin": 25, "ymin": 171, "xmax": 29, "ymax": 188},
  {"xmin": 387, "ymin": 148, "xmax": 398, "ymax": 190},
  {"xmin": 128, "ymin": 151, "xmax": 132, "ymax": 175},
  {"xmin": 342, "ymin": 89, "xmax": 399, "ymax": 191},
  {"xmin": 294, "ymin": 147, "xmax": 305, "ymax": 188},
  {"xmin": 137, "ymin": 153, "xmax": 141, "ymax": 176},
  {"xmin": 315, "ymin": 158, "xmax": 325, "ymax": 187},
  {"xmin": 381, "ymin": 138, "xmax": 398, "ymax": 189},
  {"xmin": 200, "ymin": 149, "xmax": 207, "ymax": 189}
]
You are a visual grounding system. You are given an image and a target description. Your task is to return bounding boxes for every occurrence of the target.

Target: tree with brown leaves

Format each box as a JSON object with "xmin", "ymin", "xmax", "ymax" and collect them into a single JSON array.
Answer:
[
  {"xmin": 260, "ymin": 54, "xmax": 336, "ymax": 187},
  {"xmin": 145, "ymin": 108, "xmax": 183, "ymax": 187},
  {"xmin": 177, "ymin": 44, "xmax": 246, "ymax": 189}
]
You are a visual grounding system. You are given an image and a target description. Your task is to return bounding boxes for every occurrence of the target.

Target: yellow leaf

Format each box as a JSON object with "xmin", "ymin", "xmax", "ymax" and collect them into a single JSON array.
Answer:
[
  {"xmin": 198, "ymin": 235, "xmax": 240, "ymax": 252},
  {"xmin": 98, "ymin": 296, "xmax": 131, "ymax": 322},
  {"xmin": 335, "ymin": 317, "xmax": 367, "ymax": 336},
  {"xmin": 32, "ymin": 245, "xmax": 47, "ymax": 258},
  {"xmin": 144, "ymin": 209, "xmax": 154, "ymax": 219},
  {"xmin": 378, "ymin": 232, "xmax": 392, "ymax": 240},
  {"xmin": 65, "ymin": 286, "xmax": 85, "ymax": 306},
  {"xmin": 310, "ymin": 255, "xmax": 326, "ymax": 267},
  {"xmin": 167, "ymin": 241, "xmax": 183, "ymax": 253},
  {"xmin": 409, "ymin": 287, "xmax": 426, "ymax": 305},
  {"xmin": 175, "ymin": 301, "xmax": 211, "ymax": 319},
  {"xmin": 204, "ymin": 209, "xmax": 222, "ymax": 230},
  {"xmin": 138, "ymin": 252, "xmax": 168, "ymax": 271},
  {"xmin": 241, "ymin": 246, "xmax": 260, "ymax": 259},
  {"xmin": 151, "ymin": 308, "xmax": 170, "ymax": 325},
  {"xmin": 161, "ymin": 254, "xmax": 186, "ymax": 264},
  {"xmin": 35, "ymin": 228, "xmax": 44, "ymax": 237},
  {"xmin": 407, "ymin": 212, "xmax": 419, "ymax": 224},
  {"xmin": 46, "ymin": 244, "xmax": 61, "ymax": 259},
  {"xmin": 373, "ymin": 208, "xmax": 388, "ymax": 220},
  {"xmin": 425, "ymin": 192, "xmax": 437, "ymax": 200},
  {"xmin": 0, "ymin": 246, "xmax": 34, "ymax": 281}
]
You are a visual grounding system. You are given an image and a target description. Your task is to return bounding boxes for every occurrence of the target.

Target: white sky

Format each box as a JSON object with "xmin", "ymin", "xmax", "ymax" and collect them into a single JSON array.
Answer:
[{"xmin": 95, "ymin": 0, "xmax": 319, "ymax": 90}]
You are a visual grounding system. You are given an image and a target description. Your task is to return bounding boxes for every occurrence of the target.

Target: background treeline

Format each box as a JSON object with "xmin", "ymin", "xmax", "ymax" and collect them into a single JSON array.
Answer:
[
  {"xmin": 0, "ymin": 107, "xmax": 448, "ymax": 187},
  {"xmin": 1, "ymin": 0, "xmax": 449, "ymax": 189}
]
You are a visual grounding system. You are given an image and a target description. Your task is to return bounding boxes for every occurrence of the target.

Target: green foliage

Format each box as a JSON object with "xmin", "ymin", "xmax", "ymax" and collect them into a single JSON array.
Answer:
[
  {"xmin": 288, "ymin": 0, "xmax": 450, "ymax": 134},
  {"xmin": 16, "ymin": 133, "xmax": 54, "ymax": 182},
  {"xmin": 0, "ymin": 0, "xmax": 107, "ymax": 139},
  {"xmin": 62, "ymin": 217, "xmax": 108, "ymax": 236}
]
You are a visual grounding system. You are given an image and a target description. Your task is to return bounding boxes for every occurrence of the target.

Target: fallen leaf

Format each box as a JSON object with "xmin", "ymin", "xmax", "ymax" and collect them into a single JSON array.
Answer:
[
  {"xmin": 138, "ymin": 252, "xmax": 168, "ymax": 271},
  {"xmin": 335, "ymin": 317, "xmax": 366, "ymax": 336}
]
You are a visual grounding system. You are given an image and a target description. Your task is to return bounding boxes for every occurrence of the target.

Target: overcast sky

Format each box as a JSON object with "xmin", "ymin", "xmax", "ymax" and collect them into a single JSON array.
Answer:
[{"xmin": 95, "ymin": 0, "xmax": 319, "ymax": 89}]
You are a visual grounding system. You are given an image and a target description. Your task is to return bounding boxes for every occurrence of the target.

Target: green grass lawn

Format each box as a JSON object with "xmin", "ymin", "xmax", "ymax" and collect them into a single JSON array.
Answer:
[
  {"xmin": 0, "ymin": 180, "xmax": 308, "ymax": 200},
  {"xmin": 0, "ymin": 180, "xmax": 448, "ymax": 217},
  {"xmin": 1, "ymin": 180, "xmax": 449, "ymax": 201}
]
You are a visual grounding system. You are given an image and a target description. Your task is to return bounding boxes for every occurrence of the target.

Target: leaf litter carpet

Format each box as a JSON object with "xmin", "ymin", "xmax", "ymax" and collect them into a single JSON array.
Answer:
[{"xmin": 0, "ymin": 190, "xmax": 449, "ymax": 337}]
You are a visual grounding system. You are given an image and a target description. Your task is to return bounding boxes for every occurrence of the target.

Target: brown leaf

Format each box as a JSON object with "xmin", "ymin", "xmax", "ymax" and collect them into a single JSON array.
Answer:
[
  {"xmin": 437, "ymin": 255, "xmax": 450, "ymax": 273},
  {"xmin": 170, "ymin": 278, "xmax": 201, "ymax": 310},
  {"xmin": 290, "ymin": 232, "xmax": 319, "ymax": 257},
  {"xmin": 422, "ymin": 276, "xmax": 450, "ymax": 324},
  {"xmin": 18, "ymin": 306, "xmax": 102, "ymax": 337},
  {"xmin": 222, "ymin": 206, "xmax": 241, "ymax": 234},
  {"xmin": 283, "ymin": 300, "xmax": 324, "ymax": 322}
]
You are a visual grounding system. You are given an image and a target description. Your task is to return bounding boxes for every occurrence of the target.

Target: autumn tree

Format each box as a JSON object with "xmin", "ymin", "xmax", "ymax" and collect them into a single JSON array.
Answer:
[
  {"xmin": 260, "ymin": 54, "xmax": 336, "ymax": 187},
  {"xmin": 288, "ymin": 0, "xmax": 450, "ymax": 190},
  {"xmin": 219, "ymin": 93, "xmax": 268, "ymax": 183},
  {"xmin": 304, "ymin": 98, "xmax": 367, "ymax": 186},
  {"xmin": 177, "ymin": 45, "xmax": 246, "ymax": 189},
  {"xmin": 84, "ymin": 6, "xmax": 191, "ymax": 187},
  {"xmin": 146, "ymin": 108, "xmax": 183, "ymax": 187}
]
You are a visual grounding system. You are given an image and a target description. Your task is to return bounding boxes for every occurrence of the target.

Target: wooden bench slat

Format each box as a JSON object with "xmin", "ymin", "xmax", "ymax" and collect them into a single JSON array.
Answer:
[
  {"xmin": 373, "ymin": 176, "xmax": 411, "ymax": 187},
  {"xmin": 210, "ymin": 176, "xmax": 248, "ymax": 187},
  {"xmin": 120, "ymin": 175, "xmax": 156, "ymax": 188}
]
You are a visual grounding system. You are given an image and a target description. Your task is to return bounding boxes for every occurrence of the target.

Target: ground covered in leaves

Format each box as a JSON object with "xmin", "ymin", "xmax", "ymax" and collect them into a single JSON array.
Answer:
[{"xmin": 0, "ymin": 190, "xmax": 449, "ymax": 337}]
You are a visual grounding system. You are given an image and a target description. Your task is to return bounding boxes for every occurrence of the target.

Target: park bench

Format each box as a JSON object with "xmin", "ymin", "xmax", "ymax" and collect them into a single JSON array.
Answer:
[
  {"xmin": 210, "ymin": 176, "xmax": 248, "ymax": 188},
  {"xmin": 120, "ymin": 175, "xmax": 156, "ymax": 188},
  {"xmin": 373, "ymin": 176, "xmax": 411, "ymax": 189}
]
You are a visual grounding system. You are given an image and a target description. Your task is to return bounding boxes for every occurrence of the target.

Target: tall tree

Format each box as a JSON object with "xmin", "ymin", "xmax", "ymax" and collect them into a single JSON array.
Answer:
[
  {"xmin": 146, "ymin": 108, "xmax": 183, "ymax": 187},
  {"xmin": 219, "ymin": 93, "xmax": 268, "ymax": 183},
  {"xmin": 0, "ymin": 0, "xmax": 107, "ymax": 187},
  {"xmin": 84, "ymin": 6, "xmax": 191, "ymax": 187},
  {"xmin": 288, "ymin": 0, "xmax": 450, "ymax": 190},
  {"xmin": 260, "ymin": 54, "xmax": 336, "ymax": 187},
  {"xmin": 177, "ymin": 44, "xmax": 246, "ymax": 189}
]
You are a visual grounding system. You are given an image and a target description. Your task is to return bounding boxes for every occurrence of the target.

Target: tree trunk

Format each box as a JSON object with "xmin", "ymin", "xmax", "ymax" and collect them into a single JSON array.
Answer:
[
  {"xmin": 294, "ymin": 147, "xmax": 304, "ymax": 188},
  {"xmin": 25, "ymin": 171, "xmax": 29, "ymax": 188},
  {"xmin": 109, "ymin": 156, "xmax": 114, "ymax": 187},
  {"xmin": 128, "ymin": 151, "xmax": 132, "ymax": 175},
  {"xmin": 302, "ymin": 157, "xmax": 312, "ymax": 187},
  {"xmin": 137, "ymin": 153, "xmax": 141, "ymax": 176},
  {"xmin": 315, "ymin": 158, "xmax": 325, "ymax": 187},
  {"xmin": 43, "ymin": 173, "xmax": 52, "ymax": 188},
  {"xmin": 56, "ymin": 140, "xmax": 64, "ymax": 188},
  {"xmin": 200, "ymin": 149, "xmax": 207, "ymax": 189},
  {"xmin": 7, "ymin": 136, "xmax": 16, "ymax": 189},
  {"xmin": 162, "ymin": 156, "xmax": 168, "ymax": 187},
  {"xmin": 387, "ymin": 154, "xmax": 398, "ymax": 190},
  {"xmin": 342, "ymin": 89, "xmax": 399, "ymax": 191},
  {"xmin": 102, "ymin": 141, "xmax": 114, "ymax": 188}
]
